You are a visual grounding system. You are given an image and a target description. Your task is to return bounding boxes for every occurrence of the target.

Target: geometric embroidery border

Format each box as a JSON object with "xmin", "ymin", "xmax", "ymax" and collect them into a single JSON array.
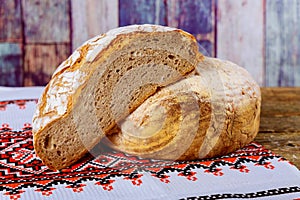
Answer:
[{"xmin": 180, "ymin": 186, "xmax": 300, "ymax": 199}]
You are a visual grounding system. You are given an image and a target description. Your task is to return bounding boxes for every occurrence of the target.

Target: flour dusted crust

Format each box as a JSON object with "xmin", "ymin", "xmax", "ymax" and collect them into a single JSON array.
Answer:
[
  {"xmin": 32, "ymin": 24, "xmax": 202, "ymax": 170},
  {"xmin": 105, "ymin": 57, "xmax": 261, "ymax": 160}
]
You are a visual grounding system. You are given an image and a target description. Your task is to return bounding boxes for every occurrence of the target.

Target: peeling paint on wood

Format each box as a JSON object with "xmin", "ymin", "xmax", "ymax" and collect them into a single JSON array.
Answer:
[
  {"xmin": 119, "ymin": 0, "xmax": 167, "ymax": 26},
  {"xmin": 0, "ymin": 43, "xmax": 23, "ymax": 86},
  {"xmin": 22, "ymin": 0, "xmax": 70, "ymax": 43},
  {"xmin": 24, "ymin": 44, "xmax": 70, "ymax": 86},
  {"xmin": 71, "ymin": 0, "xmax": 118, "ymax": 50},
  {"xmin": 266, "ymin": 0, "xmax": 300, "ymax": 86},
  {"xmin": 0, "ymin": 0, "xmax": 23, "ymax": 42},
  {"xmin": 217, "ymin": 0, "xmax": 265, "ymax": 86}
]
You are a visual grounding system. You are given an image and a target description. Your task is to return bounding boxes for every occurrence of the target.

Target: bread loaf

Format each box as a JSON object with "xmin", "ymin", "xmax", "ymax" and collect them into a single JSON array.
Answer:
[
  {"xmin": 33, "ymin": 24, "xmax": 261, "ymax": 170},
  {"xmin": 104, "ymin": 57, "xmax": 261, "ymax": 160},
  {"xmin": 32, "ymin": 24, "xmax": 203, "ymax": 170}
]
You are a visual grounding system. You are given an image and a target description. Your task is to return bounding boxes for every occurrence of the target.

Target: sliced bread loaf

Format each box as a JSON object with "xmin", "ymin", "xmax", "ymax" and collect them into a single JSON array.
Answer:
[{"xmin": 32, "ymin": 24, "xmax": 203, "ymax": 170}]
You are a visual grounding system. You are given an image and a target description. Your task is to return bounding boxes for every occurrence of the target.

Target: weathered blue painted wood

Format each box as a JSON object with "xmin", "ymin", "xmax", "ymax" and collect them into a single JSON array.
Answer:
[
  {"xmin": 0, "ymin": 43, "xmax": 23, "ymax": 86},
  {"xmin": 167, "ymin": 0, "xmax": 214, "ymax": 56},
  {"xmin": 119, "ymin": 0, "xmax": 167, "ymax": 26},
  {"xmin": 266, "ymin": 0, "xmax": 300, "ymax": 86}
]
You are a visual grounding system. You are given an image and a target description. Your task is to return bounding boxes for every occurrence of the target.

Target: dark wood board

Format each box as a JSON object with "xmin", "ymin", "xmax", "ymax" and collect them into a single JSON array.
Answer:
[{"xmin": 256, "ymin": 87, "xmax": 300, "ymax": 168}]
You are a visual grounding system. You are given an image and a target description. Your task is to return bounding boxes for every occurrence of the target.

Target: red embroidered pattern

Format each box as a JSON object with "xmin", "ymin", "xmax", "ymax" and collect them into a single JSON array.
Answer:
[
  {"xmin": 0, "ymin": 100, "xmax": 36, "ymax": 111},
  {"xmin": 0, "ymin": 128, "xmax": 283, "ymax": 200}
]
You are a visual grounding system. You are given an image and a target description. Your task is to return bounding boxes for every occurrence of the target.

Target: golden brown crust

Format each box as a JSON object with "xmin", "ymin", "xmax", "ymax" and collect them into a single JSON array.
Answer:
[{"xmin": 105, "ymin": 57, "xmax": 261, "ymax": 160}]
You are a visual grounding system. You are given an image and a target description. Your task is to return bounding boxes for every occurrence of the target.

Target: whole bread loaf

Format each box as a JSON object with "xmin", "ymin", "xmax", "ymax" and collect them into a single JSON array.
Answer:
[
  {"xmin": 104, "ymin": 57, "xmax": 261, "ymax": 160},
  {"xmin": 32, "ymin": 24, "xmax": 203, "ymax": 170}
]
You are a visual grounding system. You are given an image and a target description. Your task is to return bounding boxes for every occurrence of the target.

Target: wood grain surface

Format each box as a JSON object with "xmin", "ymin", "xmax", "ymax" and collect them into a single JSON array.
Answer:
[
  {"xmin": 256, "ymin": 87, "xmax": 300, "ymax": 168},
  {"xmin": 266, "ymin": 0, "xmax": 300, "ymax": 87},
  {"xmin": 22, "ymin": 0, "xmax": 70, "ymax": 43},
  {"xmin": 0, "ymin": 0, "xmax": 23, "ymax": 42},
  {"xmin": 71, "ymin": 0, "xmax": 118, "ymax": 50},
  {"xmin": 216, "ymin": 0, "xmax": 265, "ymax": 86},
  {"xmin": 24, "ymin": 44, "xmax": 70, "ymax": 86}
]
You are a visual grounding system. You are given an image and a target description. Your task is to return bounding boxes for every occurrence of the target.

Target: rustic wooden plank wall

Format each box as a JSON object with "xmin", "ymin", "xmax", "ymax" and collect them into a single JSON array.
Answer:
[
  {"xmin": 0, "ymin": 0, "xmax": 23, "ymax": 43},
  {"xmin": 266, "ymin": 0, "xmax": 300, "ymax": 86},
  {"xmin": 71, "ymin": 0, "xmax": 118, "ymax": 50},
  {"xmin": 0, "ymin": 0, "xmax": 23, "ymax": 86},
  {"xmin": 24, "ymin": 44, "xmax": 70, "ymax": 85},
  {"xmin": 22, "ymin": 0, "xmax": 70, "ymax": 43},
  {"xmin": 167, "ymin": 0, "xmax": 215, "ymax": 56},
  {"xmin": 0, "ymin": 0, "xmax": 300, "ymax": 87},
  {"xmin": 22, "ymin": 0, "xmax": 71, "ymax": 86},
  {"xmin": 216, "ymin": 0, "xmax": 265, "ymax": 86}
]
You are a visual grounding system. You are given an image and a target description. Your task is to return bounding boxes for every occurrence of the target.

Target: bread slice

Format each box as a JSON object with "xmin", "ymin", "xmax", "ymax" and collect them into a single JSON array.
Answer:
[
  {"xmin": 104, "ymin": 57, "xmax": 261, "ymax": 160},
  {"xmin": 32, "ymin": 24, "xmax": 203, "ymax": 170}
]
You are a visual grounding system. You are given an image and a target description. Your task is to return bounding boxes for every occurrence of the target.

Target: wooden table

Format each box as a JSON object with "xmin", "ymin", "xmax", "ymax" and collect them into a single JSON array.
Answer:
[{"xmin": 255, "ymin": 87, "xmax": 300, "ymax": 169}]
